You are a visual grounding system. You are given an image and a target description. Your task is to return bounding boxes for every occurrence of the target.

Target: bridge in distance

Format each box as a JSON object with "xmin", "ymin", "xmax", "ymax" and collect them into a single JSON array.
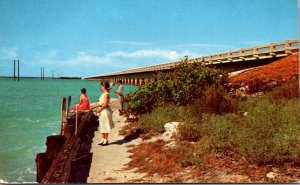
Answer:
[{"xmin": 83, "ymin": 39, "xmax": 299, "ymax": 85}]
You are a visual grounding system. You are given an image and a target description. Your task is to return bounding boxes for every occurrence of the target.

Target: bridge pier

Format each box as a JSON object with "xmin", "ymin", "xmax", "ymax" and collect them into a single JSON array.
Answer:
[{"xmin": 139, "ymin": 78, "xmax": 144, "ymax": 86}]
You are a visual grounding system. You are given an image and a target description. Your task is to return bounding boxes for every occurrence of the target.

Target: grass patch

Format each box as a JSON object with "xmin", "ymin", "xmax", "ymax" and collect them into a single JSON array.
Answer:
[
  {"xmin": 136, "ymin": 104, "xmax": 187, "ymax": 133},
  {"xmin": 236, "ymin": 97, "xmax": 300, "ymax": 164}
]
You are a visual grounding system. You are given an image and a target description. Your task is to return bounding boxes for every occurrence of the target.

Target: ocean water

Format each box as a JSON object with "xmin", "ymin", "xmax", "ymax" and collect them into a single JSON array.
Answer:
[{"xmin": 0, "ymin": 78, "xmax": 138, "ymax": 183}]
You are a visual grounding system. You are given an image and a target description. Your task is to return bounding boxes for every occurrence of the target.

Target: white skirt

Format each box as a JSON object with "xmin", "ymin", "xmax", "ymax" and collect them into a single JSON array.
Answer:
[{"xmin": 99, "ymin": 107, "xmax": 114, "ymax": 133}]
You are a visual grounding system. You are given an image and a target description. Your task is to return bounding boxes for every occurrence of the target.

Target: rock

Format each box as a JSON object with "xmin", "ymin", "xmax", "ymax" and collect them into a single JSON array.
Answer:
[
  {"xmin": 243, "ymin": 112, "xmax": 248, "ymax": 116},
  {"xmin": 164, "ymin": 122, "xmax": 180, "ymax": 132},
  {"xmin": 129, "ymin": 114, "xmax": 136, "ymax": 119},
  {"xmin": 165, "ymin": 141, "xmax": 177, "ymax": 148},
  {"xmin": 161, "ymin": 122, "xmax": 181, "ymax": 142},
  {"xmin": 266, "ymin": 172, "xmax": 277, "ymax": 179}
]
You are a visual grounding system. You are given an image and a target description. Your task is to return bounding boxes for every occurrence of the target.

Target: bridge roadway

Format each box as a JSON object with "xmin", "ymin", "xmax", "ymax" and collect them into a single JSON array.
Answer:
[{"xmin": 83, "ymin": 39, "xmax": 299, "ymax": 85}]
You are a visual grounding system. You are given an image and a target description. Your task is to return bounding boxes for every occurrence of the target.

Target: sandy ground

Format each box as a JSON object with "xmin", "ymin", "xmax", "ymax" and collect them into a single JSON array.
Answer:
[{"xmin": 87, "ymin": 98, "xmax": 147, "ymax": 183}]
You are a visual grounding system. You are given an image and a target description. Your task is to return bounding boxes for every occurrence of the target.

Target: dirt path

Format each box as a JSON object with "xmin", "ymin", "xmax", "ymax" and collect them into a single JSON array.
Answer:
[{"xmin": 87, "ymin": 99, "xmax": 147, "ymax": 183}]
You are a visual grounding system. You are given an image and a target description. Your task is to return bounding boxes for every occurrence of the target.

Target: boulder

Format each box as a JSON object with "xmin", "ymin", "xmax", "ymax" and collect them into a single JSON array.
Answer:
[{"xmin": 162, "ymin": 122, "xmax": 180, "ymax": 141}]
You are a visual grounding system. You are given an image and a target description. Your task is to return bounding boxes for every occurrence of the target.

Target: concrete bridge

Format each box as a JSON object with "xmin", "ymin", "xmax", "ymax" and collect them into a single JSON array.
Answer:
[{"xmin": 83, "ymin": 39, "xmax": 299, "ymax": 85}]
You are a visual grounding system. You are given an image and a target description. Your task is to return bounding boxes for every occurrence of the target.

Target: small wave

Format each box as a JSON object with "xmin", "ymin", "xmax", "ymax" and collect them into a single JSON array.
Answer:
[
  {"xmin": 25, "ymin": 167, "xmax": 36, "ymax": 175},
  {"xmin": 0, "ymin": 178, "xmax": 8, "ymax": 183},
  {"xmin": 25, "ymin": 118, "xmax": 40, "ymax": 123},
  {"xmin": 12, "ymin": 167, "xmax": 37, "ymax": 183}
]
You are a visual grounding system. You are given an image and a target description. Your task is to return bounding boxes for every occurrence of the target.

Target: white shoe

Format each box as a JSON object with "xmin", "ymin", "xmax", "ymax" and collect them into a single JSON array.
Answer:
[
  {"xmin": 102, "ymin": 139, "xmax": 108, "ymax": 145},
  {"xmin": 98, "ymin": 139, "xmax": 104, "ymax": 145}
]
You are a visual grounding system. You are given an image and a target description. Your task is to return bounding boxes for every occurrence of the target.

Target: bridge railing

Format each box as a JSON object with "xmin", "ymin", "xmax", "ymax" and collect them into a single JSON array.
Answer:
[
  {"xmin": 189, "ymin": 39, "xmax": 299, "ymax": 65},
  {"xmin": 84, "ymin": 39, "xmax": 298, "ymax": 79}
]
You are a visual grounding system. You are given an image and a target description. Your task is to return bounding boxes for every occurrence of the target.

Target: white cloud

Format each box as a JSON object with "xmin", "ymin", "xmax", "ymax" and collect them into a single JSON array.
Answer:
[
  {"xmin": 107, "ymin": 49, "xmax": 182, "ymax": 60},
  {"xmin": 21, "ymin": 48, "xmax": 194, "ymax": 77},
  {"xmin": 0, "ymin": 47, "xmax": 19, "ymax": 61},
  {"xmin": 55, "ymin": 49, "xmax": 188, "ymax": 68}
]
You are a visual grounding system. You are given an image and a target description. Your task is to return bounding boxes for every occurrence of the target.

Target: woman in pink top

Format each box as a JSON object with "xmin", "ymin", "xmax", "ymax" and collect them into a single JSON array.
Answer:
[{"xmin": 72, "ymin": 88, "xmax": 90, "ymax": 111}]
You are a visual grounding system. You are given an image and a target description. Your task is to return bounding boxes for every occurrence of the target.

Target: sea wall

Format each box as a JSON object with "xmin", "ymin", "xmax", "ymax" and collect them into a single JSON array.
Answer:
[{"xmin": 36, "ymin": 111, "xmax": 99, "ymax": 183}]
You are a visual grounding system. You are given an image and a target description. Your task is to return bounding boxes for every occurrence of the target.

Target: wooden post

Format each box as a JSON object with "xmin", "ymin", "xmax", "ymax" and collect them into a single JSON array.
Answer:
[
  {"xmin": 67, "ymin": 96, "xmax": 71, "ymax": 118},
  {"xmin": 60, "ymin": 97, "xmax": 66, "ymax": 135},
  {"xmin": 75, "ymin": 107, "xmax": 78, "ymax": 135}
]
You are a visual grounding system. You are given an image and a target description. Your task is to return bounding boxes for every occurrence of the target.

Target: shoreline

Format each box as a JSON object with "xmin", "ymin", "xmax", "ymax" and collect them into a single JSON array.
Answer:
[{"xmin": 87, "ymin": 98, "xmax": 148, "ymax": 183}]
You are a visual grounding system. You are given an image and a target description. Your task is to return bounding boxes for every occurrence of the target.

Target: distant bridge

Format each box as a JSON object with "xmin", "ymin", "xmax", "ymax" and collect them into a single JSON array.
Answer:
[{"xmin": 83, "ymin": 39, "xmax": 299, "ymax": 85}]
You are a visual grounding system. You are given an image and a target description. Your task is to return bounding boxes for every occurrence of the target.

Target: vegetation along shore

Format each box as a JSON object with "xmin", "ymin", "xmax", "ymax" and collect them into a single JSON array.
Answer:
[{"xmin": 119, "ymin": 53, "xmax": 299, "ymax": 183}]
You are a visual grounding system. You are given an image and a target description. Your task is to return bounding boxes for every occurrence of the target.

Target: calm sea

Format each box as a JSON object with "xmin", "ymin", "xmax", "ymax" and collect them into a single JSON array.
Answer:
[{"xmin": 0, "ymin": 78, "xmax": 138, "ymax": 183}]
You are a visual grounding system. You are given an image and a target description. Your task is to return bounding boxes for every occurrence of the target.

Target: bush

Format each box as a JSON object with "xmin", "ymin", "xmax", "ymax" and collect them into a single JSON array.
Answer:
[
  {"xmin": 198, "ymin": 95, "xmax": 300, "ymax": 165},
  {"xmin": 128, "ymin": 58, "xmax": 228, "ymax": 115},
  {"xmin": 236, "ymin": 97, "xmax": 300, "ymax": 164},
  {"xmin": 177, "ymin": 116, "xmax": 203, "ymax": 142},
  {"xmin": 128, "ymin": 83, "xmax": 157, "ymax": 115},
  {"xmin": 173, "ymin": 141, "xmax": 208, "ymax": 168},
  {"xmin": 201, "ymin": 86, "xmax": 238, "ymax": 114},
  {"xmin": 201, "ymin": 113, "xmax": 241, "ymax": 151},
  {"xmin": 136, "ymin": 104, "xmax": 187, "ymax": 133}
]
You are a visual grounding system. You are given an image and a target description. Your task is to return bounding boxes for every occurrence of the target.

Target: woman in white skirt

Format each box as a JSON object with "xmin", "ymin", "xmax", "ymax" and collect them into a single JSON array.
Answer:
[{"xmin": 90, "ymin": 82, "xmax": 114, "ymax": 145}]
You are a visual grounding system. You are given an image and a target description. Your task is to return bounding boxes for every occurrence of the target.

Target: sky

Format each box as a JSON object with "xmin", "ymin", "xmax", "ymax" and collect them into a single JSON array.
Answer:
[{"xmin": 0, "ymin": 0, "xmax": 298, "ymax": 78}]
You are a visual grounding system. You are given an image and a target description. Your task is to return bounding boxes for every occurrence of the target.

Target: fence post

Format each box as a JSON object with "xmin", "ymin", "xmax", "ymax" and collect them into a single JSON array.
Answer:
[
  {"xmin": 284, "ymin": 40, "xmax": 292, "ymax": 55},
  {"xmin": 60, "ymin": 97, "xmax": 66, "ymax": 135},
  {"xmin": 253, "ymin": 47, "xmax": 259, "ymax": 59},
  {"xmin": 75, "ymin": 107, "xmax": 78, "ymax": 135},
  {"xmin": 66, "ymin": 96, "xmax": 71, "ymax": 118},
  {"xmin": 239, "ymin": 49, "xmax": 245, "ymax": 60},
  {"xmin": 269, "ymin": 43, "xmax": 276, "ymax": 56}
]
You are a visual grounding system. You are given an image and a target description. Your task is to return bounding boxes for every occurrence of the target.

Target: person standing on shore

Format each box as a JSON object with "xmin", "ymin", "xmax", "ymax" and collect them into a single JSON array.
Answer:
[
  {"xmin": 90, "ymin": 82, "xmax": 114, "ymax": 145},
  {"xmin": 114, "ymin": 80, "xmax": 125, "ymax": 115}
]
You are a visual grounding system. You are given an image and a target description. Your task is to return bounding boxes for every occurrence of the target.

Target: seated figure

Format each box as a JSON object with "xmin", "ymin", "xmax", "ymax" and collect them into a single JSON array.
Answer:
[{"xmin": 72, "ymin": 88, "xmax": 90, "ymax": 112}]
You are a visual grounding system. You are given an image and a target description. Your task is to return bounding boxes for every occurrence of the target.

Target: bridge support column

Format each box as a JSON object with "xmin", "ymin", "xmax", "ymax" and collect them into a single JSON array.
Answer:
[
  {"xmin": 139, "ymin": 78, "xmax": 144, "ymax": 86},
  {"xmin": 130, "ymin": 78, "xmax": 134, "ymax": 85},
  {"xmin": 134, "ymin": 79, "xmax": 139, "ymax": 86}
]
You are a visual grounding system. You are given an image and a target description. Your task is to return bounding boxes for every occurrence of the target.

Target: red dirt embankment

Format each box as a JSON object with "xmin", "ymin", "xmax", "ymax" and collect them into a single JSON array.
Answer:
[{"xmin": 229, "ymin": 53, "xmax": 299, "ymax": 94}]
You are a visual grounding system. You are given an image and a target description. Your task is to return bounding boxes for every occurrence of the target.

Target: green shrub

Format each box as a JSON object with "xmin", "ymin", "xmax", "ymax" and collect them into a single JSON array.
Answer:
[
  {"xmin": 177, "ymin": 116, "xmax": 203, "ymax": 142},
  {"xmin": 173, "ymin": 141, "xmax": 207, "ymax": 168},
  {"xmin": 201, "ymin": 113, "xmax": 240, "ymax": 150},
  {"xmin": 128, "ymin": 57, "xmax": 228, "ymax": 115},
  {"xmin": 136, "ymin": 104, "xmax": 187, "ymax": 133},
  {"xmin": 236, "ymin": 97, "xmax": 300, "ymax": 164},
  {"xmin": 128, "ymin": 82, "xmax": 157, "ymax": 115}
]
